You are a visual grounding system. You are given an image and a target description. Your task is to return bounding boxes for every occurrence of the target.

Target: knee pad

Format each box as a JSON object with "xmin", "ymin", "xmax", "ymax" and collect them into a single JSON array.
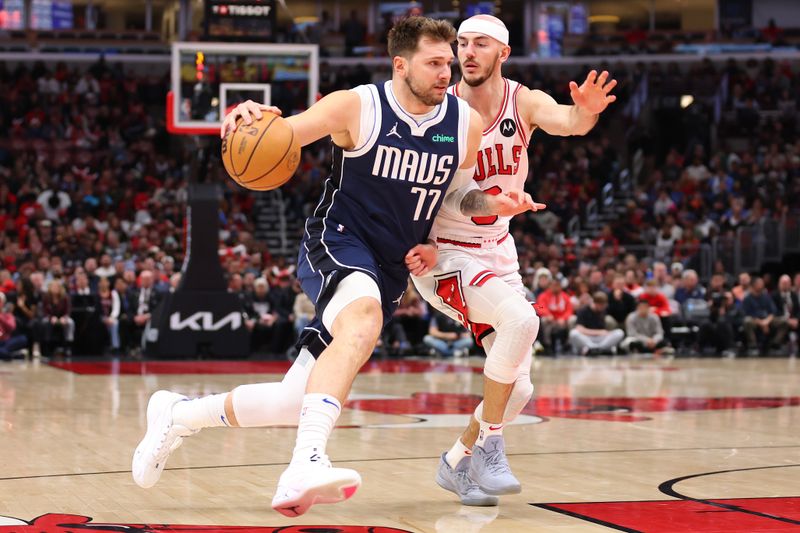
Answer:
[
  {"xmin": 484, "ymin": 298, "xmax": 540, "ymax": 384},
  {"xmin": 503, "ymin": 376, "xmax": 534, "ymax": 424},
  {"xmin": 322, "ymin": 271, "xmax": 382, "ymax": 332}
]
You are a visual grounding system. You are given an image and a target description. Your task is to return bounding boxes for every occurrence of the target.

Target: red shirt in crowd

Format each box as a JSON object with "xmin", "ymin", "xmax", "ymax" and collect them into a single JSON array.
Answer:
[
  {"xmin": 0, "ymin": 312, "xmax": 16, "ymax": 342},
  {"xmin": 639, "ymin": 291, "xmax": 672, "ymax": 317},
  {"xmin": 537, "ymin": 289, "xmax": 574, "ymax": 321}
]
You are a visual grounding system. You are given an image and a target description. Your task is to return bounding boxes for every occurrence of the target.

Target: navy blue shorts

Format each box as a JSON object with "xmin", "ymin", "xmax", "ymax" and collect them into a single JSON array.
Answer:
[{"xmin": 295, "ymin": 229, "xmax": 408, "ymax": 357}]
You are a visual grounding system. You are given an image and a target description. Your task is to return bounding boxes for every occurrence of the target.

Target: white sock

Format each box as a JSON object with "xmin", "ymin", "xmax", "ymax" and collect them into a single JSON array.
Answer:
[
  {"xmin": 172, "ymin": 393, "xmax": 231, "ymax": 430},
  {"xmin": 290, "ymin": 393, "xmax": 341, "ymax": 466},
  {"xmin": 445, "ymin": 436, "xmax": 472, "ymax": 469},
  {"xmin": 231, "ymin": 349, "xmax": 315, "ymax": 427},
  {"xmin": 475, "ymin": 417, "xmax": 503, "ymax": 448}
]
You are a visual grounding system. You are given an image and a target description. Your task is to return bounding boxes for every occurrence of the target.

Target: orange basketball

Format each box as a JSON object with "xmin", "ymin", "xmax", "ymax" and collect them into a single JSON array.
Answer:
[{"xmin": 221, "ymin": 112, "xmax": 300, "ymax": 191}]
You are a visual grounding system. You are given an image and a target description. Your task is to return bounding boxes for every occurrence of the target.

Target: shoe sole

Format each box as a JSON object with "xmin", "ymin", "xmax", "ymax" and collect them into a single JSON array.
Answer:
[
  {"xmin": 477, "ymin": 482, "xmax": 522, "ymax": 496},
  {"xmin": 273, "ymin": 472, "xmax": 361, "ymax": 517},
  {"xmin": 132, "ymin": 390, "xmax": 184, "ymax": 489},
  {"xmin": 436, "ymin": 470, "xmax": 499, "ymax": 506},
  {"xmin": 468, "ymin": 467, "xmax": 522, "ymax": 495}
]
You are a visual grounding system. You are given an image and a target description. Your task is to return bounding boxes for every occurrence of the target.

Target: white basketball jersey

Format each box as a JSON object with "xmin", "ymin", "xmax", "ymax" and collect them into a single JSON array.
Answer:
[{"xmin": 431, "ymin": 78, "xmax": 531, "ymax": 241}]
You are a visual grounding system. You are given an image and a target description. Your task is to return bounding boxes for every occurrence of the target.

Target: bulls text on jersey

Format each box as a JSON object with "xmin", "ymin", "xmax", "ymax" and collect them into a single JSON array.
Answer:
[{"xmin": 473, "ymin": 143, "xmax": 523, "ymax": 182}]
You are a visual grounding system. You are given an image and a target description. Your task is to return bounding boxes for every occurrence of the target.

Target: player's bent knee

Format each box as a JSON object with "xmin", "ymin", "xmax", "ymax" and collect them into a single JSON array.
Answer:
[
  {"xmin": 484, "ymin": 359, "xmax": 519, "ymax": 384},
  {"xmin": 333, "ymin": 298, "xmax": 383, "ymax": 353},
  {"xmin": 494, "ymin": 298, "xmax": 540, "ymax": 340},
  {"xmin": 486, "ymin": 298, "xmax": 540, "ymax": 374}
]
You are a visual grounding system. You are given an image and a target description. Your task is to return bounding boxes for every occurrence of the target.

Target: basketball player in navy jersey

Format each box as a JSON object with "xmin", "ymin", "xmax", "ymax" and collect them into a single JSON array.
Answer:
[
  {"xmin": 132, "ymin": 16, "xmax": 541, "ymax": 516},
  {"xmin": 412, "ymin": 14, "xmax": 617, "ymax": 505}
]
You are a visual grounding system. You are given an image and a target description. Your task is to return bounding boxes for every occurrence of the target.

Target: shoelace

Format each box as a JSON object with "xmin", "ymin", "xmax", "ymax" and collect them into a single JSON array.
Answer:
[
  {"xmin": 151, "ymin": 425, "xmax": 180, "ymax": 462},
  {"xmin": 454, "ymin": 470, "xmax": 481, "ymax": 492},
  {"xmin": 481, "ymin": 447, "xmax": 512, "ymax": 475}
]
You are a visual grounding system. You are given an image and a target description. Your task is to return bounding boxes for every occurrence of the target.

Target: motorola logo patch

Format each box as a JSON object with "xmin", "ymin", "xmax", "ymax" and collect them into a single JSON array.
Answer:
[{"xmin": 500, "ymin": 118, "xmax": 516, "ymax": 137}]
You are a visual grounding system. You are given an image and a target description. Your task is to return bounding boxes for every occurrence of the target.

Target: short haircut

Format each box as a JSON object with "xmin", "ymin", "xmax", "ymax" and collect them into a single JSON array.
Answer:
[
  {"xmin": 387, "ymin": 16, "xmax": 456, "ymax": 58},
  {"xmin": 593, "ymin": 291, "xmax": 608, "ymax": 304}
]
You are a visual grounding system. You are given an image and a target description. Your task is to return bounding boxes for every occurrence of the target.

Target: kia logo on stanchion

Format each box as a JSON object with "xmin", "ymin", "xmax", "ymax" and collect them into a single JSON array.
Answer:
[
  {"xmin": 169, "ymin": 311, "xmax": 242, "ymax": 331},
  {"xmin": 500, "ymin": 118, "xmax": 516, "ymax": 137}
]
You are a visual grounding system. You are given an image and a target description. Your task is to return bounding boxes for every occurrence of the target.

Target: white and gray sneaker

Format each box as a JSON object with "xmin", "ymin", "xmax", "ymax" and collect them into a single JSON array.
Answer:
[
  {"xmin": 468, "ymin": 435, "xmax": 521, "ymax": 495},
  {"xmin": 435, "ymin": 453, "xmax": 499, "ymax": 506},
  {"xmin": 132, "ymin": 390, "xmax": 198, "ymax": 488},
  {"xmin": 272, "ymin": 452, "xmax": 361, "ymax": 517}
]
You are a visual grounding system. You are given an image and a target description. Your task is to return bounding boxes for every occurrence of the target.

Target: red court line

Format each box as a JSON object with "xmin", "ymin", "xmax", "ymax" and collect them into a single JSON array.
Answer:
[
  {"xmin": 537, "ymin": 497, "xmax": 800, "ymax": 532},
  {"xmin": 48, "ymin": 360, "xmax": 484, "ymax": 376}
]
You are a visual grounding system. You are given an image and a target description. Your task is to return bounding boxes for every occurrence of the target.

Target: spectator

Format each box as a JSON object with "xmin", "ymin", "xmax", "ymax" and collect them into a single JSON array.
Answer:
[
  {"xmin": 392, "ymin": 282, "xmax": 428, "ymax": 348},
  {"xmin": 732, "ymin": 272, "xmax": 751, "ymax": 304},
  {"xmin": 622, "ymin": 300, "xmax": 673, "ymax": 355},
  {"xmin": 292, "ymin": 288, "xmax": 315, "ymax": 343},
  {"xmin": 607, "ymin": 275, "xmax": 637, "ymax": 328},
  {"xmin": 675, "ymin": 269, "xmax": 706, "ymax": 305},
  {"xmin": 651, "ymin": 261, "xmax": 675, "ymax": 299},
  {"xmin": 568, "ymin": 292, "xmax": 624, "ymax": 355},
  {"xmin": 243, "ymin": 277, "xmax": 277, "ymax": 355},
  {"xmin": 130, "ymin": 269, "xmax": 160, "ymax": 353},
  {"xmin": 772, "ymin": 274, "xmax": 799, "ymax": 354},
  {"xmin": 71, "ymin": 270, "xmax": 103, "ymax": 354},
  {"xmin": 11, "ymin": 278, "xmax": 38, "ymax": 353},
  {"xmin": 0, "ymin": 292, "xmax": 28, "ymax": 360},
  {"xmin": 98, "ymin": 276, "xmax": 121, "ymax": 354},
  {"xmin": 639, "ymin": 279, "xmax": 672, "ymax": 318},
  {"xmin": 83, "ymin": 257, "xmax": 100, "ymax": 292},
  {"xmin": 624, "ymin": 269, "xmax": 643, "ymax": 297},
  {"xmin": 537, "ymin": 279, "xmax": 573, "ymax": 354},
  {"xmin": 95, "ymin": 254, "xmax": 116, "ymax": 279},
  {"xmin": 41, "ymin": 280, "xmax": 74, "ymax": 356},
  {"xmin": 695, "ymin": 275, "xmax": 737, "ymax": 357},
  {"xmin": 423, "ymin": 309, "xmax": 473, "ymax": 358},
  {"xmin": 267, "ymin": 271, "xmax": 297, "ymax": 355},
  {"xmin": 113, "ymin": 277, "xmax": 134, "ymax": 352},
  {"xmin": 533, "ymin": 267, "xmax": 552, "ymax": 299},
  {"xmin": 743, "ymin": 277, "xmax": 789, "ymax": 356}
]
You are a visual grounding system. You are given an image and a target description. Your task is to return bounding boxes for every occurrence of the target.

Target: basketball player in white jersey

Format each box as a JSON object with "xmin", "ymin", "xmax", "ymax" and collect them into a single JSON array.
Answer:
[
  {"xmin": 131, "ymin": 17, "xmax": 538, "ymax": 516},
  {"xmin": 411, "ymin": 14, "xmax": 617, "ymax": 504}
]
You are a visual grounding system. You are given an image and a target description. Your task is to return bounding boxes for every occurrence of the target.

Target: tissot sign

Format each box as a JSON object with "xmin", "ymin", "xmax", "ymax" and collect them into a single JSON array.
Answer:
[
  {"xmin": 205, "ymin": 1, "xmax": 277, "ymax": 41},
  {"xmin": 210, "ymin": 4, "xmax": 271, "ymax": 16}
]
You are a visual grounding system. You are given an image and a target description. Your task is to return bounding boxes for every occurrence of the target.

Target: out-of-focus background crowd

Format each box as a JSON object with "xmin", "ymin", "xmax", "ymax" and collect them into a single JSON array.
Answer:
[{"xmin": 0, "ymin": 0, "xmax": 799, "ymax": 360}]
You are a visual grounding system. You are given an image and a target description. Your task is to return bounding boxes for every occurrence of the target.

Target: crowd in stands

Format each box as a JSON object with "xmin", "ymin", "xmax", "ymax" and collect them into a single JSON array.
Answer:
[{"xmin": 0, "ymin": 52, "xmax": 799, "ymax": 360}]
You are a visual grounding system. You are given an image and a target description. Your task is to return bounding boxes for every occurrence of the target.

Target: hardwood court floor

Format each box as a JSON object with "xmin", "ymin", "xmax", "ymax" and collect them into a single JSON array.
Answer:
[{"xmin": 0, "ymin": 356, "xmax": 798, "ymax": 532}]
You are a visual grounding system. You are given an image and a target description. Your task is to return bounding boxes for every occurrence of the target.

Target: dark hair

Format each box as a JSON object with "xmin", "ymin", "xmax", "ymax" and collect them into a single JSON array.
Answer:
[
  {"xmin": 593, "ymin": 291, "xmax": 608, "ymax": 304},
  {"xmin": 387, "ymin": 16, "xmax": 456, "ymax": 58}
]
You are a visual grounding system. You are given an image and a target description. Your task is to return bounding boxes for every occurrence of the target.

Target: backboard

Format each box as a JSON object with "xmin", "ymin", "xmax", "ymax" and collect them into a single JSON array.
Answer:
[{"xmin": 168, "ymin": 42, "xmax": 319, "ymax": 136}]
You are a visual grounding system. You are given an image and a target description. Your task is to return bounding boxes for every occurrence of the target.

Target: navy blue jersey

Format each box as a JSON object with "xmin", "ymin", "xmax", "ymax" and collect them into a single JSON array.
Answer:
[{"xmin": 303, "ymin": 81, "xmax": 470, "ymax": 277}]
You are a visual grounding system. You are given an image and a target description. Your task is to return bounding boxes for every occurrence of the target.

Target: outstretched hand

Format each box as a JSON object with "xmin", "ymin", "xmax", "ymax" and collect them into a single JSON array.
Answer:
[
  {"xmin": 569, "ymin": 70, "xmax": 617, "ymax": 115},
  {"xmin": 405, "ymin": 243, "xmax": 437, "ymax": 277},
  {"xmin": 493, "ymin": 189, "xmax": 547, "ymax": 218},
  {"xmin": 220, "ymin": 99, "xmax": 283, "ymax": 139}
]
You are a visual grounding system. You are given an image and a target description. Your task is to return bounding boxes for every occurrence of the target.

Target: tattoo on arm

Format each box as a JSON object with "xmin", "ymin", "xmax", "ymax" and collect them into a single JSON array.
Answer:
[{"xmin": 459, "ymin": 190, "xmax": 491, "ymax": 216}]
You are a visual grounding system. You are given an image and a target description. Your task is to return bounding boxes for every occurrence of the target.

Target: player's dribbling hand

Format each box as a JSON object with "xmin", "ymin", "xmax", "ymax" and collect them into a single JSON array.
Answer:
[
  {"xmin": 220, "ymin": 100, "xmax": 283, "ymax": 139},
  {"xmin": 405, "ymin": 243, "xmax": 437, "ymax": 277}
]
